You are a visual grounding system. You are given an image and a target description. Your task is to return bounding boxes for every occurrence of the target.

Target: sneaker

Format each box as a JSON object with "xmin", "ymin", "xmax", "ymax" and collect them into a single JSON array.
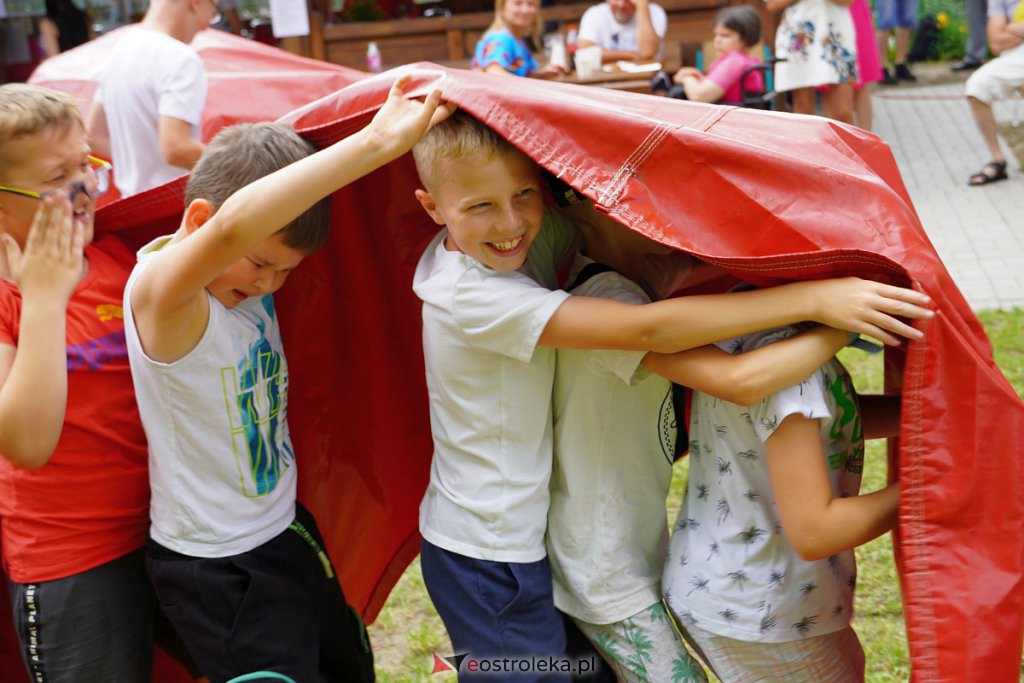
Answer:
[
  {"xmin": 895, "ymin": 63, "xmax": 917, "ymax": 81},
  {"xmin": 881, "ymin": 68, "xmax": 898, "ymax": 85}
]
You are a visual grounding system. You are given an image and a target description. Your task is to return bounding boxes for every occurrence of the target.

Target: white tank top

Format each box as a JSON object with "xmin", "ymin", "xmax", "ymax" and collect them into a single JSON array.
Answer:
[{"xmin": 123, "ymin": 236, "xmax": 296, "ymax": 557}]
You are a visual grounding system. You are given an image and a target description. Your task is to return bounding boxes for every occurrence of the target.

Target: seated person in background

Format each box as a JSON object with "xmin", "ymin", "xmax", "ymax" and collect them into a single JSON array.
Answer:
[
  {"xmin": 963, "ymin": 0, "xmax": 1024, "ymax": 185},
  {"xmin": 578, "ymin": 0, "xmax": 667, "ymax": 63},
  {"xmin": 667, "ymin": 6, "xmax": 763, "ymax": 103},
  {"xmin": 473, "ymin": 0, "xmax": 566, "ymax": 77}
]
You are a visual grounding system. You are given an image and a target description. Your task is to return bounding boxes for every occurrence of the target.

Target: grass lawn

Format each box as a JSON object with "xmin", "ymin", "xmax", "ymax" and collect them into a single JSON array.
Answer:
[{"xmin": 367, "ymin": 309, "xmax": 1024, "ymax": 682}]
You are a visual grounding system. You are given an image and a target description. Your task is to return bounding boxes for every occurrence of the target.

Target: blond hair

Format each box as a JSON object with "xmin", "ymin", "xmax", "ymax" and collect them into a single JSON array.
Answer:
[
  {"xmin": 487, "ymin": 0, "xmax": 542, "ymax": 41},
  {"xmin": 411, "ymin": 112, "xmax": 522, "ymax": 190},
  {"xmin": 0, "ymin": 84, "xmax": 82, "ymax": 169},
  {"xmin": 186, "ymin": 122, "xmax": 331, "ymax": 255}
]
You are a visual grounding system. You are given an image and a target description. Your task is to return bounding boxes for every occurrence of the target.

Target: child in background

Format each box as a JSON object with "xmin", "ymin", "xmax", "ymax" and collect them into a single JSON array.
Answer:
[
  {"xmin": 0, "ymin": 84, "xmax": 161, "ymax": 682},
  {"xmin": 668, "ymin": 6, "xmax": 765, "ymax": 103},
  {"xmin": 473, "ymin": 0, "xmax": 565, "ymax": 77},
  {"xmin": 548, "ymin": 187, "xmax": 859, "ymax": 683},
  {"xmin": 769, "ymin": 0, "xmax": 858, "ymax": 123},
  {"xmin": 409, "ymin": 111, "xmax": 930, "ymax": 679},
  {"xmin": 664, "ymin": 318, "xmax": 899, "ymax": 681},
  {"xmin": 124, "ymin": 77, "xmax": 448, "ymax": 682}
]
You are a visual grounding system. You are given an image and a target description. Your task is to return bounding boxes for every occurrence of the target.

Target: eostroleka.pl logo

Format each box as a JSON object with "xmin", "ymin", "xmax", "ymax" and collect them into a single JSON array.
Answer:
[
  {"xmin": 431, "ymin": 652, "xmax": 469, "ymax": 674},
  {"xmin": 431, "ymin": 652, "xmax": 599, "ymax": 676}
]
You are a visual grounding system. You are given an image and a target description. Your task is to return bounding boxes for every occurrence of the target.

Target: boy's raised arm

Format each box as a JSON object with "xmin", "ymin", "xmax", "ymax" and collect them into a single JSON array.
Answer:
[
  {"xmin": 538, "ymin": 276, "xmax": 932, "ymax": 352},
  {"xmin": 766, "ymin": 414, "xmax": 899, "ymax": 562},
  {"xmin": 642, "ymin": 325, "xmax": 851, "ymax": 406},
  {"xmin": 135, "ymin": 77, "xmax": 450, "ymax": 317},
  {"xmin": 0, "ymin": 200, "xmax": 84, "ymax": 469}
]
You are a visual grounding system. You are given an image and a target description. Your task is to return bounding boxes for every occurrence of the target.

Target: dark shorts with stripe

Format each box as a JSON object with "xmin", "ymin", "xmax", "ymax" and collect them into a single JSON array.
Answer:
[
  {"xmin": 6, "ymin": 548, "xmax": 161, "ymax": 683},
  {"xmin": 146, "ymin": 504, "xmax": 374, "ymax": 683}
]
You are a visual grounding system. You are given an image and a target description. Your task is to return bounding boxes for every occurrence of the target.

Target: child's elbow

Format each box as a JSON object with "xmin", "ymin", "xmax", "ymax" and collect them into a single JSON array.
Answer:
[
  {"xmin": 784, "ymin": 523, "xmax": 832, "ymax": 561},
  {"xmin": 723, "ymin": 367, "xmax": 768, "ymax": 406}
]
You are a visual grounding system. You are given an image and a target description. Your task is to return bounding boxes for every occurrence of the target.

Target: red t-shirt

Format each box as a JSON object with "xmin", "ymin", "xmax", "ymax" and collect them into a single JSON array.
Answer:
[
  {"xmin": 705, "ymin": 50, "xmax": 764, "ymax": 104},
  {"xmin": 0, "ymin": 236, "xmax": 149, "ymax": 583}
]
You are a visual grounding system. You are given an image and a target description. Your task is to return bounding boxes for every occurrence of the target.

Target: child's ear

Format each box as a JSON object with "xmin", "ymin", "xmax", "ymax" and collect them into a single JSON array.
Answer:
[
  {"xmin": 183, "ymin": 198, "xmax": 214, "ymax": 235},
  {"xmin": 414, "ymin": 189, "xmax": 445, "ymax": 226}
]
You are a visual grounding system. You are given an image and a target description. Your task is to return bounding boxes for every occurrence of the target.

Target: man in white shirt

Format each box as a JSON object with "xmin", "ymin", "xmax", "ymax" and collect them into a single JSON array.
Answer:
[
  {"xmin": 577, "ymin": 0, "xmax": 668, "ymax": 62},
  {"xmin": 87, "ymin": 0, "xmax": 214, "ymax": 197}
]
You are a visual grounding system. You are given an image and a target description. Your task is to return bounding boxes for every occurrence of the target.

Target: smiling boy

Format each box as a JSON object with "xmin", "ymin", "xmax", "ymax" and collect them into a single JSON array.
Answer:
[
  {"xmin": 409, "ymin": 112, "xmax": 932, "ymax": 679},
  {"xmin": 0, "ymin": 83, "xmax": 155, "ymax": 682}
]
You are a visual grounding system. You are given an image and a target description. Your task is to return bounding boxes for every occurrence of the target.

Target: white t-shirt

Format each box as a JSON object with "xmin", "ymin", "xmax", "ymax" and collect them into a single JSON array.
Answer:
[
  {"xmin": 578, "ymin": 2, "xmax": 668, "ymax": 57},
  {"xmin": 663, "ymin": 327, "xmax": 863, "ymax": 643},
  {"xmin": 548, "ymin": 256, "xmax": 675, "ymax": 624},
  {"xmin": 96, "ymin": 27, "xmax": 207, "ymax": 197},
  {"xmin": 123, "ymin": 236, "xmax": 297, "ymax": 558},
  {"xmin": 412, "ymin": 210, "xmax": 577, "ymax": 563}
]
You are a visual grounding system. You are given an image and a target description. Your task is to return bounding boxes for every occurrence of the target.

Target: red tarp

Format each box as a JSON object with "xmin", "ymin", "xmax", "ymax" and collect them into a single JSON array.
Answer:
[{"xmin": 7, "ymin": 53, "xmax": 1024, "ymax": 682}]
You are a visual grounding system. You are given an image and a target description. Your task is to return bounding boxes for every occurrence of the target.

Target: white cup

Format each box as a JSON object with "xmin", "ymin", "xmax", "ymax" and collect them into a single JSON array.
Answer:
[{"xmin": 575, "ymin": 45, "xmax": 602, "ymax": 79}]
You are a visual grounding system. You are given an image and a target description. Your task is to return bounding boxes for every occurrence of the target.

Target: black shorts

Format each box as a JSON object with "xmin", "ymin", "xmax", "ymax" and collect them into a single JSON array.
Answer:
[{"xmin": 146, "ymin": 505, "xmax": 374, "ymax": 683}]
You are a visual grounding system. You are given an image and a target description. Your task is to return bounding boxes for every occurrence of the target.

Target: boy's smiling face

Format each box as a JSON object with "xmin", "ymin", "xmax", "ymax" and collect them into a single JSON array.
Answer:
[
  {"xmin": 0, "ymin": 123, "xmax": 96, "ymax": 247},
  {"xmin": 415, "ymin": 149, "xmax": 544, "ymax": 272}
]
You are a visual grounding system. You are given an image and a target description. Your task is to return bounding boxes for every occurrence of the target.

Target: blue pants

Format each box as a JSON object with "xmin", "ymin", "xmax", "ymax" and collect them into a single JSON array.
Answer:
[{"xmin": 420, "ymin": 540, "xmax": 570, "ymax": 682}]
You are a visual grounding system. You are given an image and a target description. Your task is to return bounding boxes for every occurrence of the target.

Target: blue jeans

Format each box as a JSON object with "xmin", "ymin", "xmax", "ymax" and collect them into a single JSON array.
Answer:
[{"xmin": 420, "ymin": 540, "xmax": 570, "ymax": 682}]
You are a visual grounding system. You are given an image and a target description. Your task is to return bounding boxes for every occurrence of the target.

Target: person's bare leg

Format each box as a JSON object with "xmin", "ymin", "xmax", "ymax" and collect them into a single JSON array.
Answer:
[
  {"xmin": 968, "ymin": 95, "xmax": 1005, "ymax": 163},
  {"xmin": 895, "ymin": 27, "xmax": 910, "ymax": 64},
  {"xmin": 791, "ymin": 88, "xmax": 815, "ymax": 114},
  {"xmin": 853, "ymin": 87, "xmax": 873, "ymax": 130},
  {"xmin": 824, "ymin": 84, "xmax": 855, "ymax": 124},
  {"xmin": 877, "ymin": 30, "xmax": 889, "ymax": 68}
]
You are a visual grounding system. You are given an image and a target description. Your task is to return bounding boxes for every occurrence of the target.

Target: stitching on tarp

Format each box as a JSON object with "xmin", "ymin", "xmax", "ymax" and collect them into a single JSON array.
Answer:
[
  {"xmin": 700, "ymin": 254, "xmax": 906, "ymax": 277},
  {"xmin": 599, "ymin": 123, "xmax": 673, "ymax": 206},
  {"xmin": 687, "ymin": 106, "xmax": 732, "ymax": 133},
  {"xmin": 490, "ymin": 106, "xmax": 610, "ymax": 200},
  {"xmin": 901, "ymin": 316, "xmax": 940, "ymax": 681}
]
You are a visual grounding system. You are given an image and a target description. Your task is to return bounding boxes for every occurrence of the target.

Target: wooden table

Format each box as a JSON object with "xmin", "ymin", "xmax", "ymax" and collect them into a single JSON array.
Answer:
[{"xmin": 557, "ymin": 63, "xmax": 663, "ymax": 94}]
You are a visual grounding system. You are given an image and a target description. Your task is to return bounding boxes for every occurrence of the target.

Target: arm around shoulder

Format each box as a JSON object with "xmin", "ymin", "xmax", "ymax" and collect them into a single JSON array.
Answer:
[{"xmin": 643, "ymin": 325, "xmax": 849, "ymax": 406}]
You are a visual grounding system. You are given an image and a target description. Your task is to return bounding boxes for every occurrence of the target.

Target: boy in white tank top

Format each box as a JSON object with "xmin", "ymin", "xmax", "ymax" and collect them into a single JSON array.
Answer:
[{"xmin": 123, "ymin": 78, "xmax": 451, "ymax": 681}]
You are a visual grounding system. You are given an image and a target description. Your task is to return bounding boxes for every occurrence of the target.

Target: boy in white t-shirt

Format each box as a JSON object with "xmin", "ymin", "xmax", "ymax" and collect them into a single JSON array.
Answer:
[
  {"xmin": 408, "ymin": 112, "xmax": 931, "ymax": 679},
  {"xmin": 663, "ymin": 320, "xmax": 900, "ymax": 682},
  {"xmin": 548, "ymin": 190, "xmax": 860, "ymax": 683},
  {"xmin": 123, "ymin": 78, "xmax": 449, "ymax": 681}
]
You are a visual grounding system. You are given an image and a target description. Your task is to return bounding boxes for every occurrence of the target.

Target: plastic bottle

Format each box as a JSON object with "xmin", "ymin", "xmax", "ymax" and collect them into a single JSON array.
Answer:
[
  {"xmin": 366, "ymin": 41, "xmax": 383, "ymax": 73},
  {"xmin": 566, "ymin": 24, "xmax": 579, "ymax": 55}
]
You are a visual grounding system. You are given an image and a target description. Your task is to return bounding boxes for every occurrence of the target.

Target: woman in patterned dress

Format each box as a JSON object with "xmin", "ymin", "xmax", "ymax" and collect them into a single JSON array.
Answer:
[{"xmin": 768, "ymin": 0, "xmax": 859, "ymax": 123}]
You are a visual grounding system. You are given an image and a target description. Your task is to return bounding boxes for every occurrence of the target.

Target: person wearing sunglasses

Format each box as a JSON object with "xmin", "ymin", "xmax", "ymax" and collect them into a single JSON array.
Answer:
[
  {"xmin": 0, "ymin": 83, "xmax": 172, "ymax": 682},
  {"xmin": 86, "ymin": 0, "xmax": 214, "ymax": 198}
]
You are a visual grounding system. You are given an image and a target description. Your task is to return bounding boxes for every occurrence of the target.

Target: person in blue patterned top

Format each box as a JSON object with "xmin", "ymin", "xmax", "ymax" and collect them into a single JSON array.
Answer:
[{"xmin": 473, "ymin": 0, "xmax": 567, "ymax": 77}]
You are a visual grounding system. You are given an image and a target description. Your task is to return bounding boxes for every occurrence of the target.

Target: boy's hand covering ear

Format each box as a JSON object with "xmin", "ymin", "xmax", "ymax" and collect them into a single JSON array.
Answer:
[{"xmin": 364, "ymin": 76, "xmax": 456, "ymax": 161}]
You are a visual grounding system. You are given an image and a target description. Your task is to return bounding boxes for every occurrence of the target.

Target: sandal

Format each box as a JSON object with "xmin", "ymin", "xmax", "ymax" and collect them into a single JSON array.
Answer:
[{"xmin": 968, "ymin": 161, "xmax": 1008, "ymax": 186}]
